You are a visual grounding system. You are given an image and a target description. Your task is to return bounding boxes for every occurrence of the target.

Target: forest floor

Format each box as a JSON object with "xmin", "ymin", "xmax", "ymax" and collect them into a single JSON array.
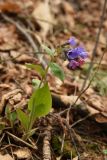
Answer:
[{"xmin": 0, "ymin": 0, "xmax": 107, "ymax": 160}]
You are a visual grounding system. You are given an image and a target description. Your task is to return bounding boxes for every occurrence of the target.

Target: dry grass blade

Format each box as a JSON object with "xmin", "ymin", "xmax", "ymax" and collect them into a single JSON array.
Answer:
[{"xmin": 6, "ymin": 131, "xmax": 37, "ymax": 150}]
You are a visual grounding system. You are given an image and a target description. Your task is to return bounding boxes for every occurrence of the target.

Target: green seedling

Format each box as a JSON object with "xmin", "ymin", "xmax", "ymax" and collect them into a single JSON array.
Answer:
[{"xmin": 17, "ymin": 44, "xmax": 65, "ymax": 140}]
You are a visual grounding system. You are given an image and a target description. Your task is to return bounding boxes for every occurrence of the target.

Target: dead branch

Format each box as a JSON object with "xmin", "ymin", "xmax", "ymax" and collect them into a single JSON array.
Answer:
[{"xmin": 43, "ymin": 126, "xmax": 52, "ymax": 160}]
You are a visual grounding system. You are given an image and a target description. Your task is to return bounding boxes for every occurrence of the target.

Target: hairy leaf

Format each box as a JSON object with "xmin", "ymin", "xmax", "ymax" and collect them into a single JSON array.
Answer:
[
  {"xmin": 28, "ymin": 83, "xmax": 52, "ymax": 129},
  {"xmin": 42, "ymin": 44, "xmax": 54, "ymax": 56},
  {"xmin": 50, "ymin": 62, "xmax": 65, "ymax": 81},
  {"xmin": 17, "ymin": 109, "xmax": 29, "ymax": 131}
]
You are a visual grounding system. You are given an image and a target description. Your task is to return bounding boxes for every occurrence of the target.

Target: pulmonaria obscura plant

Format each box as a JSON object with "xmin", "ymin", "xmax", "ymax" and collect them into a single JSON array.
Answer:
[{"xmin": 15, "ymin": 37, "xmax": 88, "ymax": 140}]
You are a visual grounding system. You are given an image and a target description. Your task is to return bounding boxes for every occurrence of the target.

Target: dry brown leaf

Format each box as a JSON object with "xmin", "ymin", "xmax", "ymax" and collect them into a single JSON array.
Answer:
[
  {"xmin": 85, "ymin": 87, "xmax": 94, "ymax": 96},
  {"xmin": 86, "ymin": 104, "xmax": 99, "ymax": 115},
  {"xmin": 0, "ymin": 153, "xmax": 13, "ymax": 160},
  {"xmin": 85, "ymin": 42, "xmax": 94, "ymax": 57},
  {"xmin": 87, "ymin": 95, "xmax": 104, "ymax": 111},
  {"xmin": 32, "ymin": 0, "xmax": 54, "ymax": 37},
  {"xmin": 0, "ymin": 1, "xmax": 21, "ymax": 13},
  {"xmin": 0, "ymin": 24, "xmax": 18, "ymax": 50},
  {"xmin": 104, "ymin": 20, "xmax": 107, "ymax": 31},
  {"xmin": 73, "ymin": 157, "xmax": 79, "ymax": 160},
  {"xmin": 0, "ymin": 83, "xmax": 11, "ymax": 89},
  {"xmin": 61, "ymin": 1, "xmax": 75, "ymax": 28},
  {"xmin": 14, "ymin": 54, "xmax": 34, "ymax": 63},
  {"xmin": 95, "ymin": 114, "xmax": 107, "ymax": 123},
  {"xmin": 13, "ymin": 148, "xmax": 31, "ymax": 159},
  {"xmin": 60, "ymin": 95, "xmax": 81, "ymax": 106},
  {"xmin": 86, "ymin": 95, "xmax": 107, "ymax": 123},
  {"xmin": 99, "ymin": 33, "xmax": 106, "ymax": 44},
  {"xmin": 0, "ymin": 89, "xmax": 22, "ymax": 113}
]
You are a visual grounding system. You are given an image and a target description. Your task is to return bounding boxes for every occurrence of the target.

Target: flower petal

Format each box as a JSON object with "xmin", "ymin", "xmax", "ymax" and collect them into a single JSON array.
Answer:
[
  {"xmin": 77, "ymin": 57, "xmax": 85, "ymax": 65},
  {"xmin": 67, "ymin": 46, "xmax": 88, "ymax": 59},
  {"xmin": 68, "ymin": 60, "xmax": 79, "ymax": 69},
  {"xmin": 68, "ymin": 37, "xmax": 76, "ymax": 46}
]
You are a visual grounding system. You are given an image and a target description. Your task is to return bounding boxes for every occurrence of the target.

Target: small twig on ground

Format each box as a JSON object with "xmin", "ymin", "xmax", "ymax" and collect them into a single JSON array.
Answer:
[
  {"xmin": 70, "ymin": 113, "xmax": 93, "ymax": 128},
  {"xmin": 0, "ymin": 133, "xmax": 5, "ymax": 145},
  {"xmin": 6, "ymin": 131, "xmax": 37, "ymax": 150},
  {"xmin": 43, "ymin": 125, "xmax": 52, "ymax": 160},
  {"xmin": 1, "ymin": 144, "xmax": 17, "ymax": 150},
  {"xmin": 65, "ymin": 121, "xmax": 81, "ymax": 160},
  {"xmin": 32, "ymin": 153, "xmax": 41, "ymax": 160},
  {"xmin": 7, "ymin": 135, "xmax": 14, "ymax": 159},
  {"xmin": 81, "ymin": 0, "xmax": 107, "ymax": 90}
]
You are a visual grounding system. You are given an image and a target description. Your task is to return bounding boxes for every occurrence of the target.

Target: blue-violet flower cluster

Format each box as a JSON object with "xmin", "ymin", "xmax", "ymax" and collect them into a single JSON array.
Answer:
[{"xmin": 66, "ymin": 37, "xmax": 88, "ymax": 69}]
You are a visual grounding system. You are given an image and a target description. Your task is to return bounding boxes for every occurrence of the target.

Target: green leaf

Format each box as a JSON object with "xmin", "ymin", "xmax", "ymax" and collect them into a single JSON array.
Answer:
[
  {"xmin": 28, "ymin": 83, "xmax": 52, "ymax": 119},
  {"xmin": 10, "ymin": 112, "xmax": 17, "ymax": 123},
  {"xmin": 32, "ymin": 79, "xmax": 41, "ymax": 89},
  {"xmin": 103, "ymin": 150, "xmax": 107, "ymax": 155},
  {"xmin": 5, "ymin": 106, "xmax": 16, "ymax": 127},
  {"xmin": 26, "ymin": 63, "xmax": 45, "ymax": 77},
  {"xmin": 5, "ymin": 106, "xmax": 11, "ymax": 120},
  {"xmin": 50, "ymin": 62, "xmax": 65, "ymax": 81},
  {"xmin": 42, "ymin": 44, "xmax": 55, "ymax": 56},
  {"xmin": 28, "ymin": 83, "xmax": 52, "ymax": 116},
  {"xmin": 0, "ymin": 124, "xmax": 5, "ymax": 134},
  {"xmin": 17, "ymin": 109, "xmax": 29, "ymax": 131}
]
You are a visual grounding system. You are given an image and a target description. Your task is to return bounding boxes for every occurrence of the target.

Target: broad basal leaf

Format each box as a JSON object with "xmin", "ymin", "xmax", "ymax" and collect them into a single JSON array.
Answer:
[
  {"xmin": 50, "ymin": 62, "xmax": 65, "ymax": 81},
  {"xmin": 17, "ymin": 109, "xmax": 29, "ymax": 131},
  {"xmin": 28, "ymin": 83, "xmax": 52, "ymax": 118}
]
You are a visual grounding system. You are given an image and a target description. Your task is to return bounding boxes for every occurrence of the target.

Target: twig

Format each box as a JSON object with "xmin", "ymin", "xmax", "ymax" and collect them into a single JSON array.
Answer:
[
  {"xmin": 6, "ymin": 131, "xmax": 37, "ymax": 150},
  {"xmin": 65, "ymin": 121, "xmax": 81, "ymax": 160},
  {"xmin": 43, "ymin": 126, "xmax": 52, "ymax": 160},
  {"xmin": 1, "ymin": 144, "xmax": 17, "ymax": 150},
  {"xmin": 32, "ymin": 153, "xmax": 41, "ymax": 160},
  {"xmin": 70, "ymin": 113, "xmax": 93, "ymax": 128},
  {"xmin": 1, "ymin": 13, "xmax": 47, "ymax": 67},
  {"xmin": 81, "ymin": 0, "xmax": 107, "ymax": 90},
  {"xmin": 0, "ymin": 133, "xmax": 5, "ymax": 146},
  {"xmin": 7, "ymin": 135, "xmax": 14, "ymax": 159}
]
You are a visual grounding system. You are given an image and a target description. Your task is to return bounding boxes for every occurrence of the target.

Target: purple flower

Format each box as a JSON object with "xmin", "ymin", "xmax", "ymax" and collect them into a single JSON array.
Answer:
[
  {"xmin": 68, "ymin": 37, "xmax": 76, "ymax": 46},
  {"xmin": 65, "ymin": 37, "xmax": 88, "ymax": 69},
  {"xmin": 67, "ymin": 46, "xmax": 88, "ymax": 60},
  {"xmin": 68, "ymin": 60, "xmax": 79, "ymax": 69}
]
